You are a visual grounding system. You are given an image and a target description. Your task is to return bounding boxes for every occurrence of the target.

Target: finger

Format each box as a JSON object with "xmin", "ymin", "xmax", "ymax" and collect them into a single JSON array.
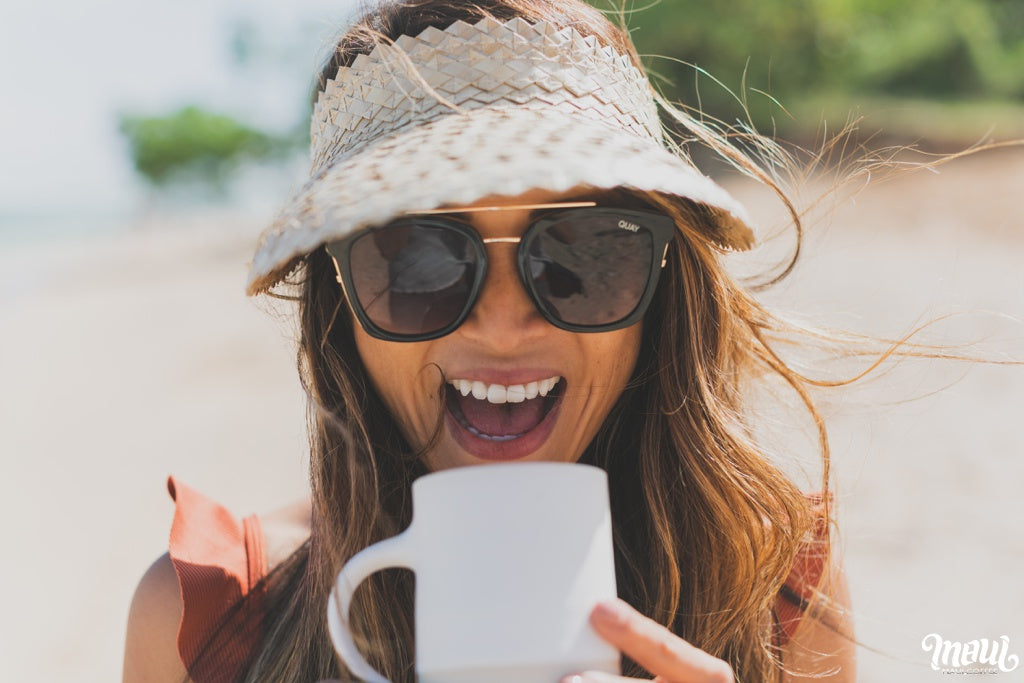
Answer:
[{"xmin": 589, "ymin": 599, "xmax": 734, "ymax": 682}]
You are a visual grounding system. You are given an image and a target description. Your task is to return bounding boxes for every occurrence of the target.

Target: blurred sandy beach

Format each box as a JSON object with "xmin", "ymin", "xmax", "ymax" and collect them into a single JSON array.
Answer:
[{"xmin": 1, "ymin": 150, "xmax": 1022, "ymax": 681}]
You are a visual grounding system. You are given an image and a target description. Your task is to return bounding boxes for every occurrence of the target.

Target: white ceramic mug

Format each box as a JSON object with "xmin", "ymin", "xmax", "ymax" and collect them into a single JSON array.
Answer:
[{"xmin": 326, "ymin": 462, "xmax": 620, "ymax": 682}]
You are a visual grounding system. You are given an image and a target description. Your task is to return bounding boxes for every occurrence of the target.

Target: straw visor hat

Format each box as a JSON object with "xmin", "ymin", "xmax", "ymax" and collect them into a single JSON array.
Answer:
[{"xmin": 247, "ymin": 16, "xmax": 754, "ymax": 295}]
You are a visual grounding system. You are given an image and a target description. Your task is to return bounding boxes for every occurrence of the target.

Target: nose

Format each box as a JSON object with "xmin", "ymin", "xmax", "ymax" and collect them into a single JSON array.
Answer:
[{"xmin": 456, "ymin": 243, "xmax": 549, "ymax": 350}]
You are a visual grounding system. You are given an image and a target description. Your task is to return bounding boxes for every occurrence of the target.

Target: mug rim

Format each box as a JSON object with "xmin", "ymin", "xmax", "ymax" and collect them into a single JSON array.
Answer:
[{"xmin": 411, "ymin": 461, "xmax": 606, "ymax": 494}]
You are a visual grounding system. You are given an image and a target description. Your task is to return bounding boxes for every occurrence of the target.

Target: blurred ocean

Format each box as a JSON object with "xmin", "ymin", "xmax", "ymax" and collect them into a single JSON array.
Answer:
[
  {"xmin": 0, "ymin": 210, "xmax": 131, "ymax": 245},
  {"xmin": 1, "ymin": 0, "xmax": 354, "ymax": 243}
]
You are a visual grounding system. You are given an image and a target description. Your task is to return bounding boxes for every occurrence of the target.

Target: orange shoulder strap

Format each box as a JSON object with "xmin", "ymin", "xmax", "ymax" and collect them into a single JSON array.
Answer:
[{"xmin": 167, "ymin": 477, "xmax": 267, "ymax": 682}]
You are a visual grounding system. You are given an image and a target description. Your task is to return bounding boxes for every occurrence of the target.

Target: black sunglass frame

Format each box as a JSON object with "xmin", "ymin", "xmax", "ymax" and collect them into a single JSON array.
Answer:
[{"xmin": 325, "ymin": 207, "xmax": 677, "ymax": 342}]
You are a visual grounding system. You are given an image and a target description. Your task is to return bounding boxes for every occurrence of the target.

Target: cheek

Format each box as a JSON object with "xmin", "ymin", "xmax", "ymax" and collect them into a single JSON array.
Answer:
[
  {"xmin": 596, "ymin": 324, "xmax": 643, "ymax": 388},
  {"xmin": 576, "ymin": 324, "xmax": 643, "ymax": 418},
  {"xmin": 353, "ymin": 330, "xmax": 440, "ymax": 448}
]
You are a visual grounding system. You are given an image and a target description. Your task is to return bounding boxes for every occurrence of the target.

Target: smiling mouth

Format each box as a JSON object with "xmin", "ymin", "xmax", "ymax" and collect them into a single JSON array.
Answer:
[{"xmin": 444, "ymin": 376, "xmax": 564, "ymax": 443}]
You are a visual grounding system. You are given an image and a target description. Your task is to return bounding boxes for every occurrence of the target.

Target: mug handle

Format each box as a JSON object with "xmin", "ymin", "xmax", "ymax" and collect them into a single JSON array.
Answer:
[{"xmin": 326, "ymin": 532, "xmax": 413, "ymax": 683}]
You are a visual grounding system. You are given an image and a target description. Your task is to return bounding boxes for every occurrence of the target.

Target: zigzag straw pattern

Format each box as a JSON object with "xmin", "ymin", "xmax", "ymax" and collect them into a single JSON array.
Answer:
[
  {"xmin": 247, "ymin": 17, "xmax": 754, "ymax": 295},
  {"xmin": 310, "ymin": 17, "xmax": 660, "ymax": 175}
]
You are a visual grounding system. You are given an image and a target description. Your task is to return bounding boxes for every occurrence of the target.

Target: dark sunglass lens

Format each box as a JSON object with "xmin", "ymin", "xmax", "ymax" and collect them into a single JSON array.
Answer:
[
  {"xmin": 527, "ymin": 214, "xmax": 654, "ymax": 327},
  {"xmin": 348, "ymin": 223, "xmax": 477, "ymax": 337}
]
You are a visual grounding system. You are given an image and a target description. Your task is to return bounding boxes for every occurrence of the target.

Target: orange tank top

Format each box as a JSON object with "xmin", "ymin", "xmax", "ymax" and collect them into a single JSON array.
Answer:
[
  {"xmin": 167, "ymin": 477, "xmax": 827, "ymax": 682},
  {"xmin": 167, "ymin": 477, "xmax": 267, "ymax": 682}
]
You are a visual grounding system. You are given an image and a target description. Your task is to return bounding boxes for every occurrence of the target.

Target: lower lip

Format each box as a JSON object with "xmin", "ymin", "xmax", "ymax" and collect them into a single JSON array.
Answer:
[{"xmin": 444, "ymin": 393, "xmax": 563, "ymax": 461}]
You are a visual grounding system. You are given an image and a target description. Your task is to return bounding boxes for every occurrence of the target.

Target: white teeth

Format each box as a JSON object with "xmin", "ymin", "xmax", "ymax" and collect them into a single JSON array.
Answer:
[
  {"xmin": 536, "ymin": 377, "xmax": 559, "ymax": 396},
  {"xmin": 524, "ymin": 381, "xmax": 539, "ymax": 399},
  {"xmin": 487, "ymin": 384, "xmax": 506, "ymax": 403},
  {"xmin": 449, "ymin": 375, "xmax": 561, "ymax": 404},
  {"xmin": 471, "ymin": 381, "xmax": 487, "ymax": 400}
]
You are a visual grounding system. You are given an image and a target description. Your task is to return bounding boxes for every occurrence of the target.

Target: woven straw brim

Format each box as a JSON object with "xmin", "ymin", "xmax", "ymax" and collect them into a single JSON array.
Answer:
[{"xmin": 247, "ymin": 106, "xmax": 754, "ymax": 295}]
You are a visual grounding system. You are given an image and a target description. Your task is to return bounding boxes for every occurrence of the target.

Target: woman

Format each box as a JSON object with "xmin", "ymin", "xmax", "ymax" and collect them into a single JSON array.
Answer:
[{"xmin": 123, "ymin": 1, "xmax": 855, "ymax": 681}]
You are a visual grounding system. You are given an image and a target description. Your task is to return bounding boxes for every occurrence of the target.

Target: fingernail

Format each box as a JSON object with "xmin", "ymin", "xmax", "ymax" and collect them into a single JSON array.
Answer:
[
  {"xmin": 591, "ymin": 599, "xmax": 629, "ymax": 628},
  {"xmin": 559, "ymin": 676, "xmax": 582, "ymax": 683}
]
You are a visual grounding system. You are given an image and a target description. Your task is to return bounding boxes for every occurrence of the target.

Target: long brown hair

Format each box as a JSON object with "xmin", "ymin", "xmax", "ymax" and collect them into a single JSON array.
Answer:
[{"xmin": 231, "ymin": 2, "xmax": 843, "ymax": 681}]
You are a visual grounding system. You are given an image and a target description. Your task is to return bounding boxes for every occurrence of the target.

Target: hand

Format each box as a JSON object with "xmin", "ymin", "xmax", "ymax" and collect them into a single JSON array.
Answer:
[{"xmin": 561, "ymin": 599, "xmax": 734, "ymax": 683}]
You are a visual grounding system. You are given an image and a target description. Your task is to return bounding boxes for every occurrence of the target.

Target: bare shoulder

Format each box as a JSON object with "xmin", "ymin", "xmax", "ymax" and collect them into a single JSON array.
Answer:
[
  {"xmin": 122, "ymin": 553, "xmax": 189, "ymax": 683},
  {"xmin": 259, "ymin": 497, "xmax": 313, "ymax": 570},
  {"xmin": 782, "ymin": 558, "xmax": 857, "ymax": 682}
]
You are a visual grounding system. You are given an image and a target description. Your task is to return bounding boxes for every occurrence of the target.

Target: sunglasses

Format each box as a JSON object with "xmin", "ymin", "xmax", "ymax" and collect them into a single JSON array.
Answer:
[{"xmin": 325, "ymin": 206, "xmax": 676, "ymax": 342}]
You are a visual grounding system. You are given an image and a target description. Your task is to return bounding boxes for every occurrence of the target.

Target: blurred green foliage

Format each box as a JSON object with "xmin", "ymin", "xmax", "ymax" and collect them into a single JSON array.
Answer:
[
  {"xmin": 118, "ymin": 106, "xmax": 294, "ymax": 190},
  {"xmin": 120, "ymin": 2, "xmax": 1024, "ymax": 189},
  {"xmin": 605, "ymin": 0, "xmax": 1024, "ymax": 133}
]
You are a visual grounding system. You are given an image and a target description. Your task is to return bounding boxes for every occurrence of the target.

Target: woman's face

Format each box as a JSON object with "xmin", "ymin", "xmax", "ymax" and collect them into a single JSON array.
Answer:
[{"xmin": 353, "ymin": 188, "xmax": 644, "ymax": 471}]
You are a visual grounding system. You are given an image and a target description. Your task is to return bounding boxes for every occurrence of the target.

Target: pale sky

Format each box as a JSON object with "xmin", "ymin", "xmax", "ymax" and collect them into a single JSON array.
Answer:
[{"xmin": 0, "ymin": 0, "xmax": 357, "ymax": 216}]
